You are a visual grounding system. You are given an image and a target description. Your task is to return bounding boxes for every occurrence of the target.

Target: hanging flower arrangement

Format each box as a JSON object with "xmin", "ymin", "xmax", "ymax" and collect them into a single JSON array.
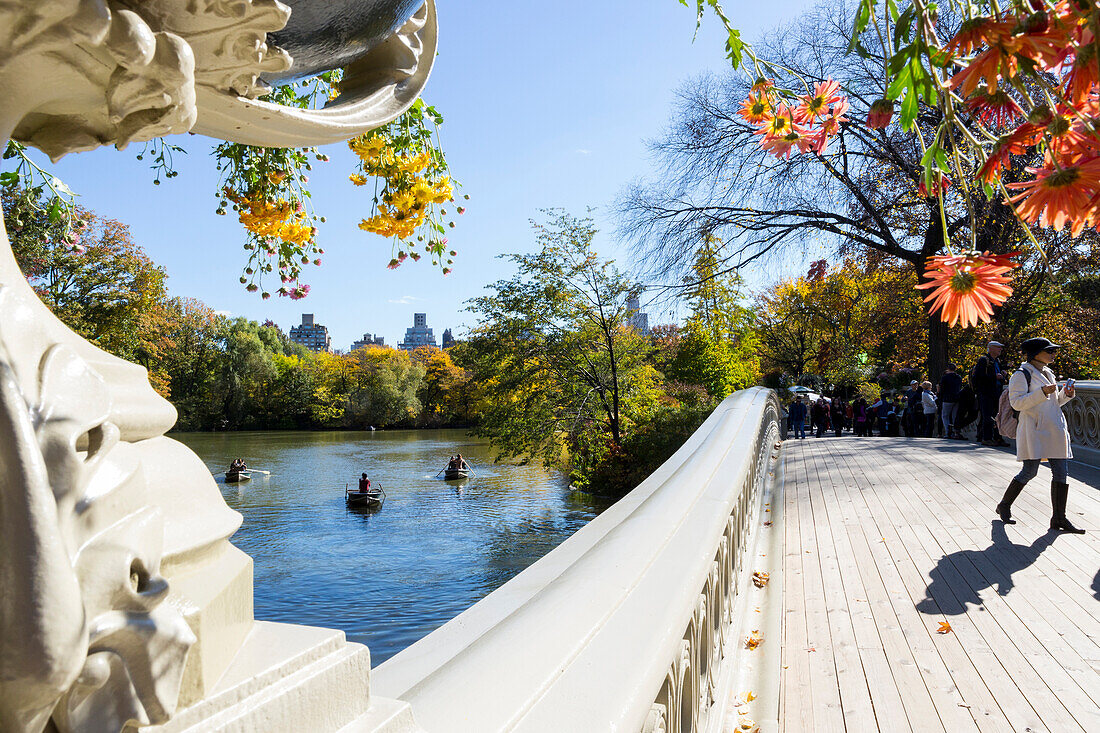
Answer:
[{"xmin": 348, "ymin": 99, "xmax": 463, "ymax": 274}]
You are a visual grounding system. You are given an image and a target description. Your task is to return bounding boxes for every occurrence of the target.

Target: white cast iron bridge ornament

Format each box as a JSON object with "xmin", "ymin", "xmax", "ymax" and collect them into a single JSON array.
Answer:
[
  {"xmin": 0, "ymin": 1, "xmax": 804, "ymax": 731},
  {"xmin": 0, "ymin": 1, "xmax": 436, "ymax": 730}
]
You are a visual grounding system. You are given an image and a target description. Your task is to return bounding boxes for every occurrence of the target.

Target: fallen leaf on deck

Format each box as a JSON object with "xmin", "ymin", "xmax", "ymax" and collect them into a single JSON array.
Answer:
[
  {"xmin": 745, "ymin": 691, "xmax": 756, "ymax": 702},
  {"xmin": 738, "ymin": 718, "xmax": 757, "ymax": 731},
  {"xmin": 752, "ymin": 571, "xmax": 770, "ymax": 588},
  {"xmin": 937, "ymin": 621, "xmax": 952, "ymax": 634},
  {"xmin": 745, "ymin": 631, "xmax": 763, "ymax": 650},
  {"xmin": 764, "ymin": 521, "xmax": 773, "ymax": 527}
]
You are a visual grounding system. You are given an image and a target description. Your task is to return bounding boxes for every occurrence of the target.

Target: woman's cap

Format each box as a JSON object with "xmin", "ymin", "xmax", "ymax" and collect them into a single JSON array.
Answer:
[
  {"xmin": 1021, "ymin": 337, "xmax": 1061, "ymax": 357},
  {"xmin": 988, "ymin": 340, "xmax": 1005, "ymax": 348}
]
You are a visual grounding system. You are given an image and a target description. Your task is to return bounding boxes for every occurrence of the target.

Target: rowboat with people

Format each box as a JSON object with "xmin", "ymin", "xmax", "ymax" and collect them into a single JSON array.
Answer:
[
  {"xmin": 345, "ymin": 482, "xmax": 385, "ymax": 509},
  {"xmin": 439, "ymin": 454, "xmax": 474, "ymax": 481},
  {"xmin": 221, "ymin": 458, "xmax": 270, "ymax": 484}
]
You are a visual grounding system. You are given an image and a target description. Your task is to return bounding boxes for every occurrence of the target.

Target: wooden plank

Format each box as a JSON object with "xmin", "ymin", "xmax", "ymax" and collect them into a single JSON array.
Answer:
[
  {"xmin": 879, "ymin": 444, "xmax": 1100, "ymax": 732},
  {"xmin": 794, "ymin": 440, "xmax": 846, "ymax": 732},
  {"xmin": 912, "ymin": 444, "xmax": 1100, "ymax": 647},
  {"xmin": 825, "ymin": 440, "xmax": 1012, "ymax": 733},
  {"xmin": 803, "ymin": 447, "xmax": 894, "ymax": 733},
  {"xmin": 807, "ymin": 446, "xmax": 930, "ymax": 732},
  {"xmin": 781, "ymin": 441, "xmax": 815, "ymax": 733},
  {"xmin": 880, "ymin": 444, "xmax": 1100, "ymax": 694},
  {"xmin": 843, "ymin": 442, "xmax": 1085, "ymax": 733},
  {"xmin": 809, "ymin": 442, "xmax": 981, "ymax": 726}
]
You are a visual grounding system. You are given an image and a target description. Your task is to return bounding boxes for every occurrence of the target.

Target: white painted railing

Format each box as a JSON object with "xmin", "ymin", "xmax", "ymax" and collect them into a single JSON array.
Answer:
[
  {"xmin": 1065, "ymin": 380, "xmax": 1100, "ymax": 467},
  {"xmin": 373, "ymin": 388, "xmax": 783, "ymax": 732}
]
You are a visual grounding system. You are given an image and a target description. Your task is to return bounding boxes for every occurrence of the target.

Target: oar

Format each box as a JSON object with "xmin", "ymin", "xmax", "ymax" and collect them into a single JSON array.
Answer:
[{"xmin": 241, "ymin": 469, "xmax": 270, "ymax": 475}]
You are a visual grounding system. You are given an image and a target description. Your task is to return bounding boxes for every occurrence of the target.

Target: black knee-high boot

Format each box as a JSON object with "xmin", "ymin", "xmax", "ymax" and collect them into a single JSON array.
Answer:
[
  {"xmin": 996, "ymin": 479, "xmax": 1026, "ymax": 524},
  {"xmin": 1050, "ymin": 481, "xmax": 1085, "ymax": 533}
]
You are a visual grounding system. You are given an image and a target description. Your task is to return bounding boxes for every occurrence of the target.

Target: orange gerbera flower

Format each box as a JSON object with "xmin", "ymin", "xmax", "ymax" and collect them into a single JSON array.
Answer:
[
  {"xmin": 751, "ymin": 78, "xmax": 775, "ymax": 95},
  {"xmin": 740, "ymin": 92, "xmax": 773, "ymax": 125},
  {"xmin": 1062, "ymin": 44, "xmax": 1100, "ymax": 105},
  {"xmin": 916, "ymin": 251, "xmax": 1020, "ymax": 328},
  {"xmin": 755, "ymin": 104, "xmax": 793, "ymax": 138},
  {"xmin": 978, "ymin": 128, "xmax": 1038, "ymax": 183},
  {"xmin": 1006, "ymin": 158, "xmax": 1100, "ymax": 234},
  {"xmin": 950, "ymin": 46, "xmax": 1019, "ymax": 96},
  {"xmin": 947, "ymin": 17, "xmax": 1006, "ymax": 54},
  {"xmin": 793, "ymin": 79, "xmax": 843, "ymax": 123},
  {"xmin": 760, "ymin": 126, "xmax": 814, "ymax": 158},
  {"xmin": 965, "ymin": 87, "xmax": 1024, "ymax": 127}
]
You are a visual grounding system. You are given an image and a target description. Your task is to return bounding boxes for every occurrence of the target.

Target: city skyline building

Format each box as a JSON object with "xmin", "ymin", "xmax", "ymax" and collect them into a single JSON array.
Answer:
[
  {"xmin": 442, "ymin": 328, "xmax": 455, "ymax": 349},
  {"xmin": 626, "ymin": 295, "xmax": 650, "ymax": 335},
  {"xmin": 288, "ymin": 313, "xmax": 331, "ymax": 352},
  {"xmin": 398, "ymin": 312, "xmax": 438, "ymax": 350},
  {"xmin": 351, "ymin": 332, "xmax": 385, "ymax": 351}
]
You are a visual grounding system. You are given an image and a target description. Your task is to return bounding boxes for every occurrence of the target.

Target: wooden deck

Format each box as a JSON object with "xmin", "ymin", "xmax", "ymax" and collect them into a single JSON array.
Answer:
[{"xmin": 778, "ymin": 437, "xmax": 1100, "ymax": 733}]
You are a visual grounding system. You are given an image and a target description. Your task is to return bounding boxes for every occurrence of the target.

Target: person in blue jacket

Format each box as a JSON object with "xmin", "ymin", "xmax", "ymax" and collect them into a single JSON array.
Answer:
[{"xmin": 788, "ymin": 396, "xmax": 807, "ymax": 439}]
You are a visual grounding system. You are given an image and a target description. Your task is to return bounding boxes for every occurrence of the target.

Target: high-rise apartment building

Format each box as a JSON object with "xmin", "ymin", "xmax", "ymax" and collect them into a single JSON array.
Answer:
[
  {"xmin": 626, "ymin": 295, "xmax": 650, "ymax": 335},
  {"xmin": 351, "ymin": 333, "xmax": 385, "ymax": 351},
  {"xmin": 289, "ymin": 313, "xmax": 331, "ymax": 352},
  {"xmin": 398, "ymin": 312, "xmax": 438, "ymax": 350}
]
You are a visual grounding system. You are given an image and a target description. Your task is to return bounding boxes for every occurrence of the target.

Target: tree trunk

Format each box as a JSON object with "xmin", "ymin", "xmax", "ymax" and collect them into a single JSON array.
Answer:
[{"xmin": 925, "ymin": 307, "xmax": 948, "ymax": 384}]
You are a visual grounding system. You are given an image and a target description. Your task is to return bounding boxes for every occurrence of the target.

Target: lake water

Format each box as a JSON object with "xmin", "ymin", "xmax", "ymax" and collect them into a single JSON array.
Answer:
[{"xmin": 175, "ymin": 429, "xmax": 608, "ymax": 665}]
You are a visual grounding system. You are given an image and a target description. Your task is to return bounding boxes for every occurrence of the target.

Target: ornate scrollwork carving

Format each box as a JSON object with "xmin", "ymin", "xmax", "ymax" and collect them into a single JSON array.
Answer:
[
  {"xmin": 641, "ymin": 703, "xmax": 668, "ymax": 733},
  {"xmin": 645, "ymin": 394, "xmax": 783, "ymax": 733},
  {"xmin": 1063, "ymin": 386, "xmax": 1099, "ymax": 451},
  {"xmin": 0, "ymin": 287, "xmax": 195, "ymax": 733},
  {"xmin": 2, "ymin": 0, "xmax": 199, "ymax": 159}
]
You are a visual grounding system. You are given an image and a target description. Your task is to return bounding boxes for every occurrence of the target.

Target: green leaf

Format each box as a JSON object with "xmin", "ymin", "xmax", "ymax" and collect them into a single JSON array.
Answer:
[
  {"xmin": 900, "ymin": 88, "xmax": 918, "ymax": 129},
  {"xmin": 727, "ymin": 28, "xmax": 743, "ymax": 68}
]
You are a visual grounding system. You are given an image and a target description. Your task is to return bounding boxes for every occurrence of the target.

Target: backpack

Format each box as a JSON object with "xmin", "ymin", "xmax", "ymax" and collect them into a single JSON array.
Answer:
[{"xmin": 995, "ymin": 368, "xmax": 1031, "ymax": 440}]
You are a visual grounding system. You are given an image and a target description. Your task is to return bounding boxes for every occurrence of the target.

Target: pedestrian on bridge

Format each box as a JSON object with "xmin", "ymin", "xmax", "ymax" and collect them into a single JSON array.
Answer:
[
  {"xmin": 996, "ymin": 337, "xmax": 1084, "ymax": 534},
  {"xmin": 788, "ymin": 396, "xmax": 807, "ymax": 439}
]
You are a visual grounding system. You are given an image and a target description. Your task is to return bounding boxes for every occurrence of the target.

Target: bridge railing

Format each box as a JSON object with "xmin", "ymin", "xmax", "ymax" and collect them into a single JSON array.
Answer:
[
  {"xmin": 1065, "ymin": 380, "xmax": 1100, "ymax": 467},
  {"xmin": 372, "ymin": 388, "xmax": 782, "ymax": 732}
]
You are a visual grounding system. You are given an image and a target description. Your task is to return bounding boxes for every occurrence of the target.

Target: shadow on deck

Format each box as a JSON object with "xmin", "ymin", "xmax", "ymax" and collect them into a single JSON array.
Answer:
[{"xmin": 778, "ymin": 437, "xmax": 1100, "ymax": 733}]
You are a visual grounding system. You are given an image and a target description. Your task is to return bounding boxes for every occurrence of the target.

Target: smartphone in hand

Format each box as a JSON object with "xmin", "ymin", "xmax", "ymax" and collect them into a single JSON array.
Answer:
[{"xmin": 1065, "ymin": 378, "xmax": 1076, "ymax": 390}]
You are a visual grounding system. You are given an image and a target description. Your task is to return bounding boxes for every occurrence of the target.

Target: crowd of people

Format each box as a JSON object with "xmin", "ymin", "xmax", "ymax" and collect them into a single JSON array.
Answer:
[
  {"xmin": 784, "ymin": 337, "xmax": 1085, "ymax": 533},
  {"xmin": 784, "ymin": 340, "xmax": 1015, "ymax": 445}
]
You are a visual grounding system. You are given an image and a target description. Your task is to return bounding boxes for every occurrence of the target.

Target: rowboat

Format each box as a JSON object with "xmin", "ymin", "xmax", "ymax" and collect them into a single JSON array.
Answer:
[
  {"xmin": 443, "ymin": 468, "xmax": 469, "ymax": 481},
  {"xmin": 345, "ymin": 483, "xmax": 385, "ymax": 509},
  {"xmin": 225, "ymin": 470, "xmax": 251, "ymax": 483}
]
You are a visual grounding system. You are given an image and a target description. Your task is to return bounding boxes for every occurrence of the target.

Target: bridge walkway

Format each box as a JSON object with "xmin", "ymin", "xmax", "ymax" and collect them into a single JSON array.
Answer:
[{"xmin": 778, "ymin": 438, "xmax": 1100, "ymax": 733}]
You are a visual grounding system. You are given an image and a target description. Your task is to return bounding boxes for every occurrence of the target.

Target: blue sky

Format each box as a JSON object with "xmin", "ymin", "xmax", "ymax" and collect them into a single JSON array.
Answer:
[{"xmin": 34, "ymin": 0, "xmax": 815, "ymax": 350}]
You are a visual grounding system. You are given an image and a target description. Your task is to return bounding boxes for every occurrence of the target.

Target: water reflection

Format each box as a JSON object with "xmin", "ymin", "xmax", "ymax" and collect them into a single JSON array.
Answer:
[{"xmin": 175, "ymin": 428, "xmax": 608, "ymax": 665}]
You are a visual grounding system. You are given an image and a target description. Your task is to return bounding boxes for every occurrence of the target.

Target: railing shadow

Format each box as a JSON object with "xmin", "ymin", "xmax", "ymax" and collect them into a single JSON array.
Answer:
[{"xmin": 916, "ymin": 521, "xmax": 1059, "ymax": 615}]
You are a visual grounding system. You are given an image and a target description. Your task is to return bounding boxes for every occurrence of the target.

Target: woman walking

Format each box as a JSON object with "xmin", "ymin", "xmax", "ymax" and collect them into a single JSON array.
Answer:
[
  {"xmin": 920, "ymin": 382, "xmax": 938, "ymax": 437},
  {"xmin": 995, "ymin": 338, "xmax": 1083, "ymax": 533}
]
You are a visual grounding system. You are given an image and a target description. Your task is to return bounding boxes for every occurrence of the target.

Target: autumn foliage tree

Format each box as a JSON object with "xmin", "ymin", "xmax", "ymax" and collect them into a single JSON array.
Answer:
[
  {"xmin": 5, "ymin": 192, "xmax": 167, "ymax": 360},
  {"xmin": 622, "ymin": 1, "xmax": 1047, "ymax": 380},
  {"xmin": 466, "ymin": 210, "xmax": 654, "ymax": 470}
]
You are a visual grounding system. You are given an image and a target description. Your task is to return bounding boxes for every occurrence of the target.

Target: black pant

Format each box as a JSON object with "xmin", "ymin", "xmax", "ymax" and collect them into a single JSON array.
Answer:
[{"xmin": 978, "ymin": 391, "xmax": 999, "ymax": 441}]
